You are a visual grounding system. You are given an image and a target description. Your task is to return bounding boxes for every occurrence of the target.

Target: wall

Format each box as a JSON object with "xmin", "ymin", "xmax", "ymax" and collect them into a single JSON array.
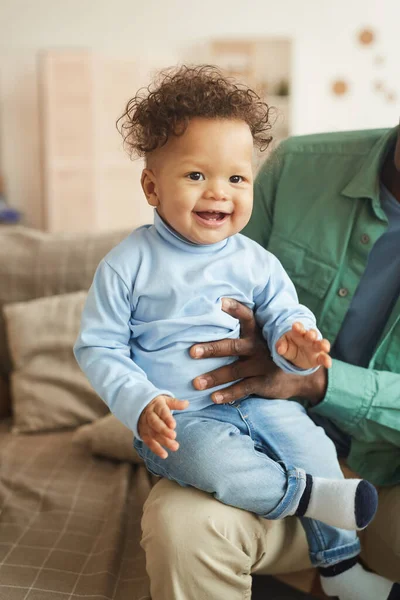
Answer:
[{"xmin": 0, "ymin": 0, "xmax": 399, "ymax": 229}]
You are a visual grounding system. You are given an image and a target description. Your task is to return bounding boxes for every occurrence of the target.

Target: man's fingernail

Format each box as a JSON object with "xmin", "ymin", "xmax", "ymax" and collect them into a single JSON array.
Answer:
[
  {"xmin": 194, "ymin": 347, "xmax": 204, "ymax": 358},
  {"xmin": 222, "ymin": 298, "xmax": 231, "ymax": 309},
  {"xmin": 214, "ymin": 393, "xmax": 224, "ymax": 403},
  {"xmin": 197, "ymin": 377, "xmax": 208, "ymax": 389}
]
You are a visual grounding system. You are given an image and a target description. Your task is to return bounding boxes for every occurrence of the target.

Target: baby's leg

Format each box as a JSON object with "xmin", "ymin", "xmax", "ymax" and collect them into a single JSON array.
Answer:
[
  {"xmin": 135, "ymin": 401, "xmax": 374, "ymax": 528},
  {"xmin": 243, "ymin": 397, "xmax": 399, "ymax": 600},
  {"xmin": 252, "ymin": 401, "xmax": 377, "ymax": 531},
  {"xmin": 134, "ymin": 403, "xmax": 303, "ymax": 516}
]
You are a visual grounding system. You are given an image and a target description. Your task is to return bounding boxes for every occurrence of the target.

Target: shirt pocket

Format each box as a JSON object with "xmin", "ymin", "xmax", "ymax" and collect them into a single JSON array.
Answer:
[{"xmin": 267, "ymin": 233, "xmax": 337, "ymax": 315}]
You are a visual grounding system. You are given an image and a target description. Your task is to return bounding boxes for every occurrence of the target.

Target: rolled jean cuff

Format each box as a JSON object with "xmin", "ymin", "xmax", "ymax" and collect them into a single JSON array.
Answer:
[
  {"xmin": 263, "ymin": 467, "xmax": 307, "ymax": 520},
  {"xmin": 310, "ymin": 539, "xmax": 361, "ymax": 568}
]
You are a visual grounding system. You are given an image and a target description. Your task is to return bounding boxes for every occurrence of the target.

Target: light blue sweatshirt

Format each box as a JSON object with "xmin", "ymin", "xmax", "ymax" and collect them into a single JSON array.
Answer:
[{"xmin": 74, "ymin": 211, "xmax": 318, "ymax": 439}]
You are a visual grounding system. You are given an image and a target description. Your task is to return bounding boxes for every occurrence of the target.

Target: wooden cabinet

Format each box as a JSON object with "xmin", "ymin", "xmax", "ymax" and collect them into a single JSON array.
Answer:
[{"xmin": 40, "ymin": 51, "xmax": 153, "ymax": 233}]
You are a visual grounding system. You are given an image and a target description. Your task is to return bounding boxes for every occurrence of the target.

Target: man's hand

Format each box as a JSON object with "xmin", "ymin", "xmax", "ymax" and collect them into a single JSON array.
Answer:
[
  {"xmin": 138, "ymin": 395, "xmax": 189, "ymax": 459},
  {"xmin": 190, "ymin": 299, "xmax": 327, "ymax": 406},
  {"xmin": 276, "ymin": 322, "xmax": 332, "ymax": 370}
]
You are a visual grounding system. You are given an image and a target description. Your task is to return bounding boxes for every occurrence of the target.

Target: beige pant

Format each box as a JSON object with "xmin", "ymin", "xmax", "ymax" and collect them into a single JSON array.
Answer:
[{"xmin": 141, "ymin": 478, "xmax": 400, "ymax": 600}]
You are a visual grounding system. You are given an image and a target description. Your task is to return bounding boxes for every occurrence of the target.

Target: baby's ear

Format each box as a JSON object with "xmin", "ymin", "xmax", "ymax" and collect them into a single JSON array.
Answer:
[{"xmin": 141, "ymin": 169, "xmax": 159, "ymax": 207}]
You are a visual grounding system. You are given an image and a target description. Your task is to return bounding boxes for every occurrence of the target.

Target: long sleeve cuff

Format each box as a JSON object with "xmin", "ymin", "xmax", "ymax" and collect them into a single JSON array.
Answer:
[
  {"xmin": 272, "ymin": 351, "xmax": 319, "ymax": 376},
  {"xmin": 309, "ymin": 358, "xmax": 374, "ymax": 434},
  {"xmin": 118, "ymin": 386, "xmax": 174, "ymax": 442}
]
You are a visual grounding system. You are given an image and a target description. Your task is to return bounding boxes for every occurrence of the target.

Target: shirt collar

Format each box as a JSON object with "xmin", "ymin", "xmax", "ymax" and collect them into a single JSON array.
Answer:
[
  {"xmin": 153, "ymin": 209, "xmax": 228, "ymax": 253},
  {"xmin": 341, "ymin": 126, "xmax": 399, "ymax": 217}
]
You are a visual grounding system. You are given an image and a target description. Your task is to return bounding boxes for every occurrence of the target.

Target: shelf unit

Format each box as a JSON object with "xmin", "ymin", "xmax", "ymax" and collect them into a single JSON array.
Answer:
[{"xmin": 209, "ymin": 38, "xmax": 292, "ymax": 166}]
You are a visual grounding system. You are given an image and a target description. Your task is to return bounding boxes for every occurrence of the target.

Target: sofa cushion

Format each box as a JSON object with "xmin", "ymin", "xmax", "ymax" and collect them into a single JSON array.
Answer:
[
  {"xmin": 73, "ymin": 413, "xmax": 143, "ymax": 464},
  {"xmin": 0, "ymin": 226, "xmax": 128, "ymax": 416},
  {"xmin": 4, "ymin": 290, "xmax": 109, "ymax": 433},
  {"xmin": 0, "ymin": 421, "xmax": 152, "ymax": 600}
]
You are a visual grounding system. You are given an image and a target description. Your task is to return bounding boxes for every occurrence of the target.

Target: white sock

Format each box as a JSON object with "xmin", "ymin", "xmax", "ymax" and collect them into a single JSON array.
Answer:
[
  {"xmin": 320, "ymin": 562, "xmax": 399, "ymax": 600},
  {"xmin": 301, "ymin": 477, "xmax": 378, "ymax": 530}
]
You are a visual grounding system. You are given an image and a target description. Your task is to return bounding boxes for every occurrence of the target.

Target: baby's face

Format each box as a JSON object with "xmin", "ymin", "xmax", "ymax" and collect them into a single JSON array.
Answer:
[{"xmin": 144, "ymin": 117, "xmax": 254, "ymax": 245}]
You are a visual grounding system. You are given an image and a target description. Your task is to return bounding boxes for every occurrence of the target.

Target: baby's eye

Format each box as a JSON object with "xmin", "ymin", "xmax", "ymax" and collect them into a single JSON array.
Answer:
[
  {"xmin": 230, "ymin": 175, "xmax": 243, "ymax": 184},
  {"xmin": 187, "ymin": 172, "xmax": 205, "ymax": 181}
]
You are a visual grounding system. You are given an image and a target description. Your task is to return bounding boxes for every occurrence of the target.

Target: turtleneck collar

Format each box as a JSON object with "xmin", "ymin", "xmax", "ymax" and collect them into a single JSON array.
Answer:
[{"xmin": 153, "ymin": 209, "xmax": 229, "ymax": 253}]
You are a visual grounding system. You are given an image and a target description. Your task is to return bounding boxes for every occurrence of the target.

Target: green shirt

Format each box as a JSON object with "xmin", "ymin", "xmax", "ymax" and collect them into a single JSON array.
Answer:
[{"xmin": 243, "ymin": 126, "xmax": 400, "ymax": 486}]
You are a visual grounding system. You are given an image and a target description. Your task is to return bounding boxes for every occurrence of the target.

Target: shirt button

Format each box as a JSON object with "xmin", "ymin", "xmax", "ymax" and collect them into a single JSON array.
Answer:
[
  {"xmin": 360, "ymin": 233, "xmax": 370, "ymax": 244},
  {"xmin": 338, "ymin": 287, "xmax": 349, "ymax": 298}
]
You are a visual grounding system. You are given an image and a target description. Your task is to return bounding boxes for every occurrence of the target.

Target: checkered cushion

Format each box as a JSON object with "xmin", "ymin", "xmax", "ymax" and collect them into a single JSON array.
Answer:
[{"xmin": 0, "ymin": 421, "xmax": 152, "ymax": 599}]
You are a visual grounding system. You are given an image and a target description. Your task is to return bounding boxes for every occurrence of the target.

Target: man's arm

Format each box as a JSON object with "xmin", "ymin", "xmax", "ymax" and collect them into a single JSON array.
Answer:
[
  {"xmin": 191, "ymin": 300, "xmax": 400, "ymax": 448},
  {"xmin": 191, "ymin": 298, "xmax": 327, "ymax": 404},
  {"xmin": 192, "ymin": 138, "xmax": 400, "ymax": 447},
  {"xmin": 310, "ymin": 358, "xmax": 400, "ymax": 446}
]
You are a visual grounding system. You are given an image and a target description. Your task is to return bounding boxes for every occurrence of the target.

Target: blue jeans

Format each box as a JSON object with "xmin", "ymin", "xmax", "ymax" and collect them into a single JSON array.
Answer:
[{"xmin": 134, "ymin": 398, "xmax": 361, "ymax": 567}]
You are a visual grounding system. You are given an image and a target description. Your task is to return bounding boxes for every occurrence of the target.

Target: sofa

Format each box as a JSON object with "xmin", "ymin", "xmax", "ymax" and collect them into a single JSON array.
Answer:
[{"xmin": 0, "ymin": 226, "xmax": 396, "ymax": 600}]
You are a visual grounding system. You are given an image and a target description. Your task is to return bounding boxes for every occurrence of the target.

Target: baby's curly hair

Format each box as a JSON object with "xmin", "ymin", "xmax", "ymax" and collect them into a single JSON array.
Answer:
[{"xmin": 117, "ymin": 64, "xmax": 273, "ymax": 159}]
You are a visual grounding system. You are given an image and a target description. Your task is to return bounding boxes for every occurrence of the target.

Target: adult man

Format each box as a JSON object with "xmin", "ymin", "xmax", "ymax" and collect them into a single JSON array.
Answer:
[{"xmin": 141, "ymin": 125, "xmax": 400, "ymax": 600}]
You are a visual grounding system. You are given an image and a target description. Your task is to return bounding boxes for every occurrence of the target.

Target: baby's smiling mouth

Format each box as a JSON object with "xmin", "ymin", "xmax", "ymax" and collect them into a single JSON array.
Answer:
[{"xmin": 194, "ymin": 210, "xmax": 230, "ymax": 221}]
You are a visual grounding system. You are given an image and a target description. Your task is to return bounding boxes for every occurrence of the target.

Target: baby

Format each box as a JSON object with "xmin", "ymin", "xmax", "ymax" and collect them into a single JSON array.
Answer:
[{"xmin": 74, "ymin": 65, "xmax": 400, "ymax": 600}]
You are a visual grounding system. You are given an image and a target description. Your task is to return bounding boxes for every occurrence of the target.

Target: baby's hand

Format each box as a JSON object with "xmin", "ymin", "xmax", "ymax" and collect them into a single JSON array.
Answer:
[
  {"xmin": 275, "ymin": 322, "xmax": 332, "ymax": 371},
  {"xmin": 138, "ymin": 395, "xmax": 189, "ymax": 459}
]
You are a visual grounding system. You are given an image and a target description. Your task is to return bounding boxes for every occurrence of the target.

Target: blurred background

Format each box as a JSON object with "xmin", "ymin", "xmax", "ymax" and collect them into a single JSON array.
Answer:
[{"xmin": 0, "ymin": 0, "xmax": 399, "ymax": 233}]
